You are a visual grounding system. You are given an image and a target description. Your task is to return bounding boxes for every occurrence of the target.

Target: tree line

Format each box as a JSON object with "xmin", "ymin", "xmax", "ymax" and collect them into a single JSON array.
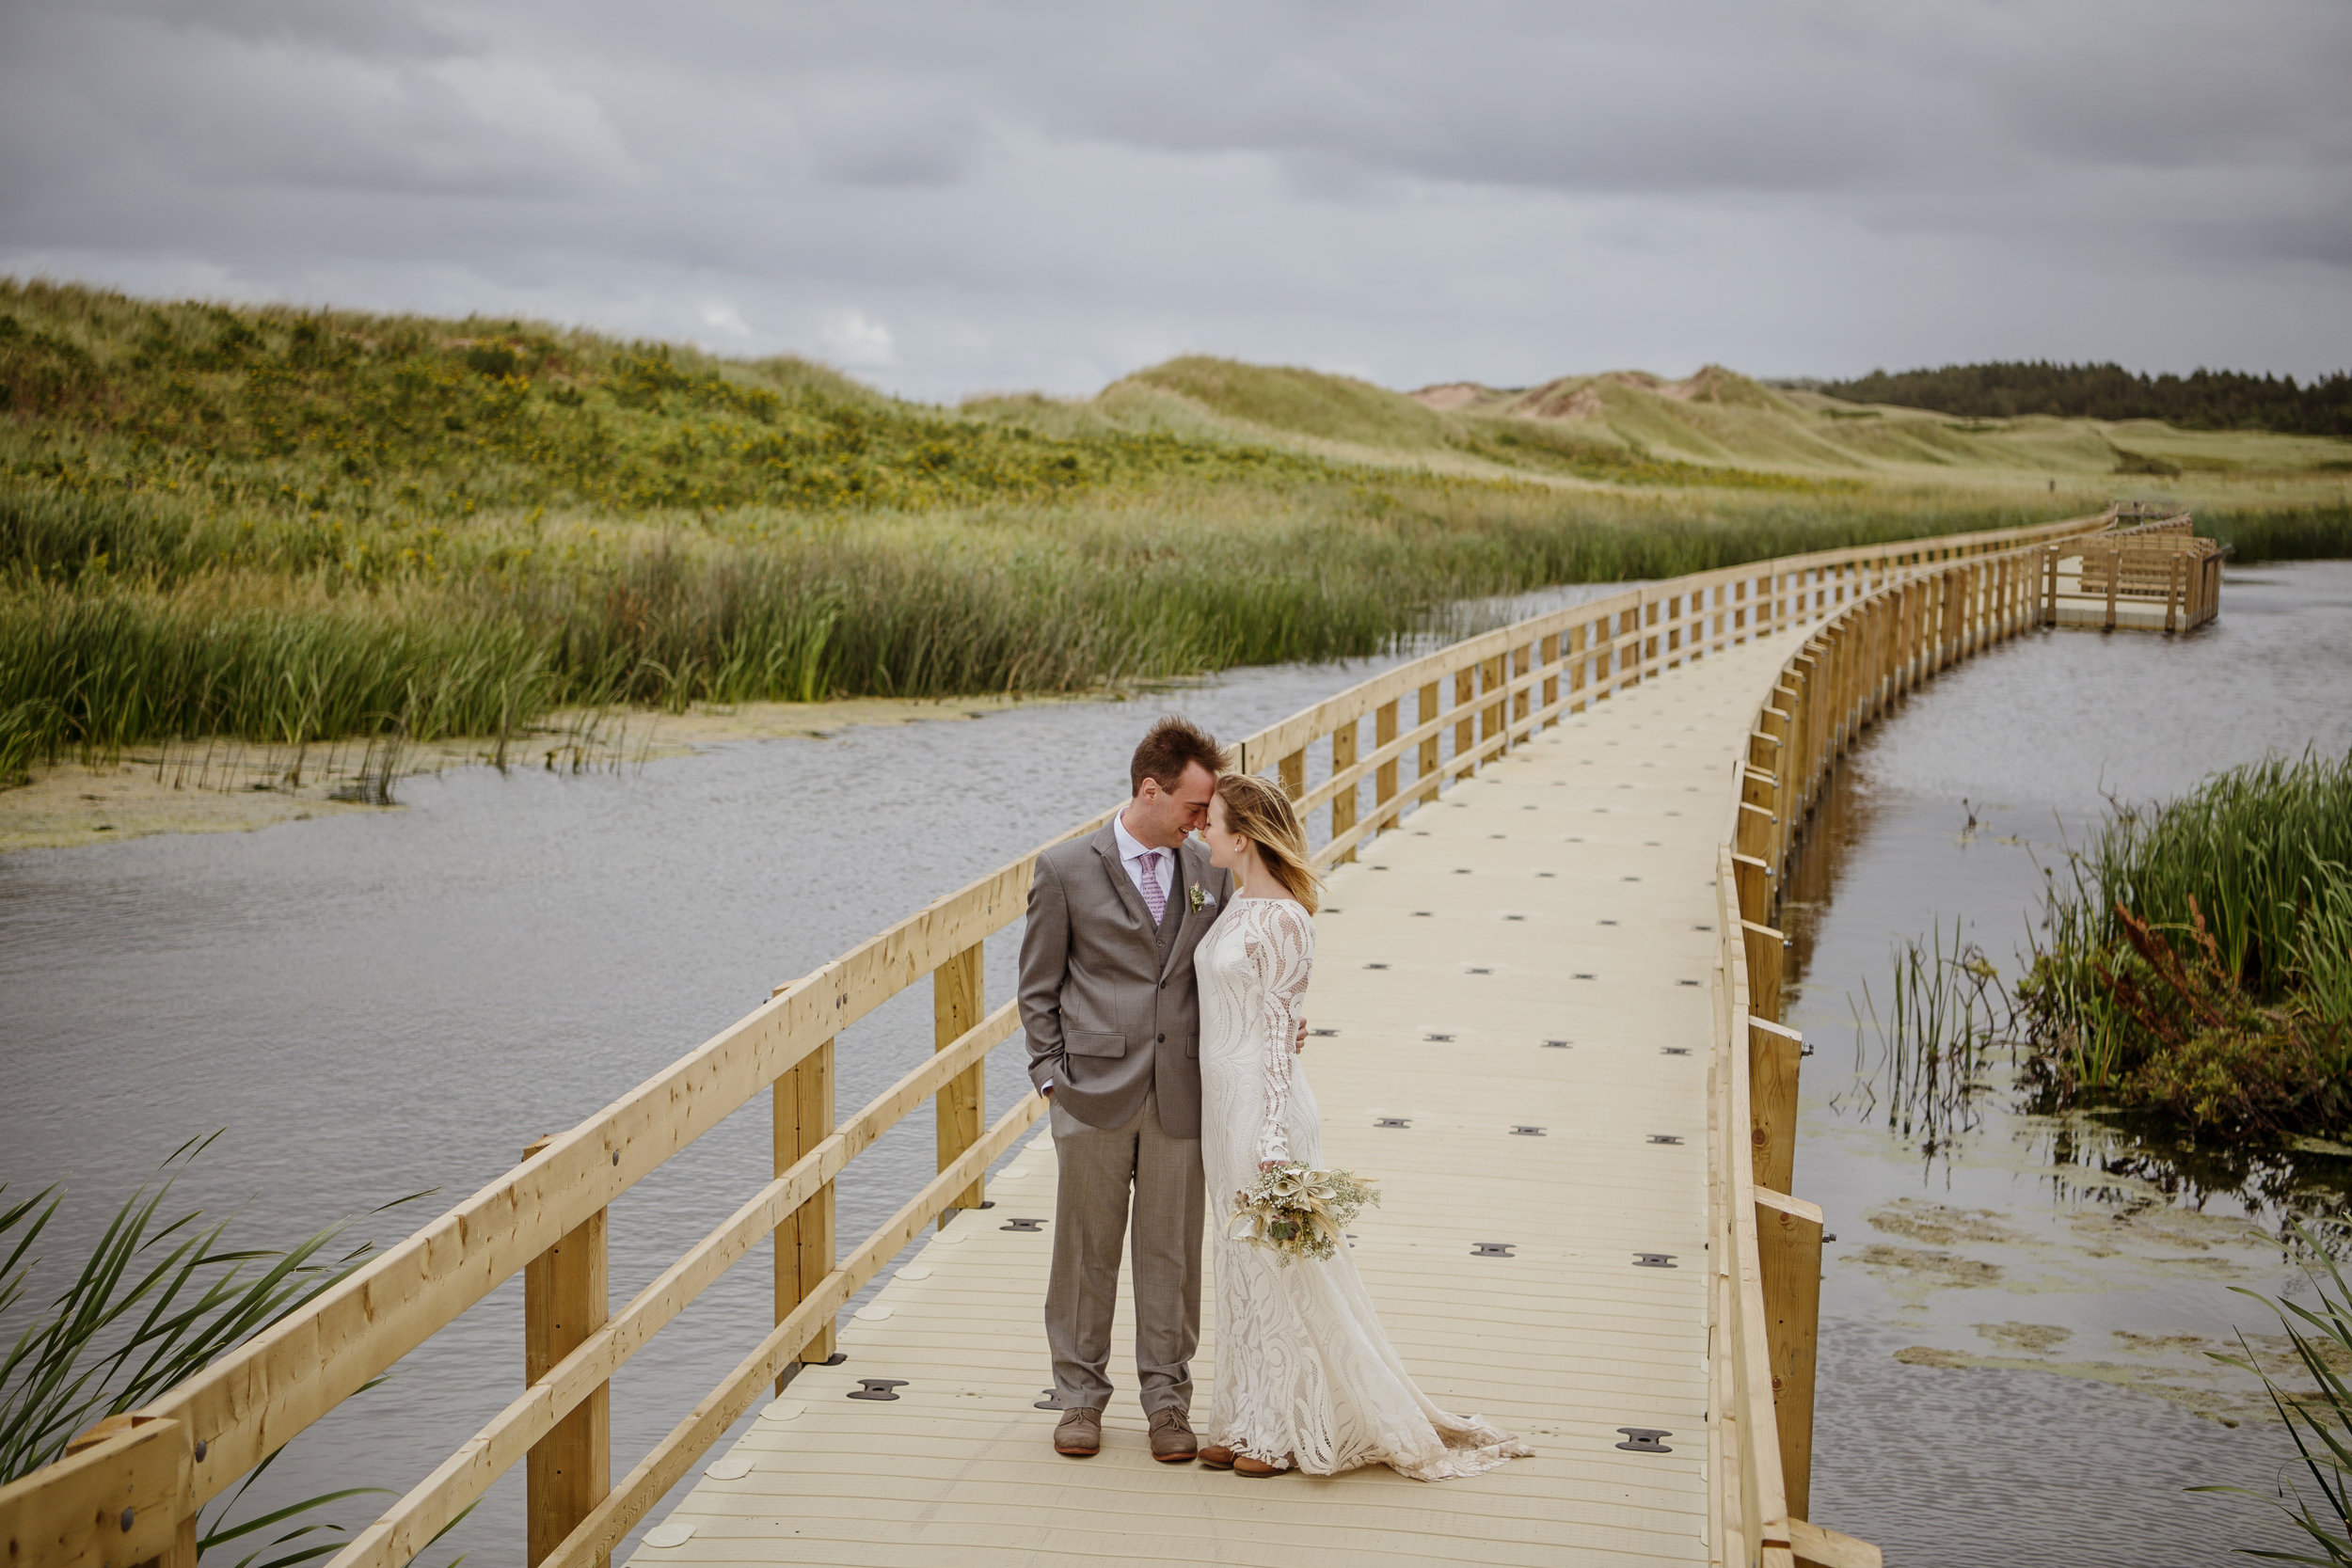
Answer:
[{"xmin": 1819, "ymin": 360, "xmax": 2352, "ymax": 436}]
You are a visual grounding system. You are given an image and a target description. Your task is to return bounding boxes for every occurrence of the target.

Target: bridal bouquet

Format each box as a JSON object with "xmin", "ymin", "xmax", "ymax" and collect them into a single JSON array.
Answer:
[{"xmin": 1228, "ymin": 1162, "xmax": 1381, "ymax": 1264}]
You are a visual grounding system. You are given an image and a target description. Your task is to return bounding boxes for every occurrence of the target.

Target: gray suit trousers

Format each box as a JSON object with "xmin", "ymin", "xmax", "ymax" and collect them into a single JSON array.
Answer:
[{"xmin": 1046, "ymin": 1089, "xmax": 1205, "ymax": 1416}]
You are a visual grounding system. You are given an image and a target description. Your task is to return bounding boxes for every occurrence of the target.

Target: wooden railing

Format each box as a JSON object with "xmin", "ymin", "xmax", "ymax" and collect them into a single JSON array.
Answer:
[
  {"xmin": 0, "ymin": 508, "xmax": 2122, "ymax": 1568},
  {"xmin": 2042, "ymin": 511, "xmax": 2220, "ymax": 633},
  {"xmin": 1698, "ymin": 510, "xmax": 2225, "ymax": 1567}
]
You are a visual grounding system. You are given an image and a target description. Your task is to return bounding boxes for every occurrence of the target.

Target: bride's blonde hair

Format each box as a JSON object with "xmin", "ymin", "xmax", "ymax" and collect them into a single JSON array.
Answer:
[{"xmin": 1215, "ymin": 772, "xmax": 1321, "ymax": 914}]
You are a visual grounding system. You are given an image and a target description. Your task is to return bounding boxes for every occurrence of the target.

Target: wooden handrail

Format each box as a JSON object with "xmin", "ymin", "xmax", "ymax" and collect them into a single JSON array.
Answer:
[
  {"xmin": 5, "ymin": 505, "xmax": 2121, "ymax": 1568},
  {"xmin": 1699, "ymin": 513, "xmax": 2194, "ymax": 1562}
]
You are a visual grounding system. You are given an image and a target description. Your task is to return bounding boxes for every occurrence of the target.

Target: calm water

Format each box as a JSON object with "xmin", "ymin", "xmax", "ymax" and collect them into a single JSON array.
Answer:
[
  {"xmin": 0, "ymin": 581, "xmax": 1617, "ymax": 1563},
  {"xmin": 1788, "ymin": 561, "xmax": 2352, "ymax": 1565},
  {"xmin": 3, "ymin": 566, "xmax": 2345, "ymax": 1565}
]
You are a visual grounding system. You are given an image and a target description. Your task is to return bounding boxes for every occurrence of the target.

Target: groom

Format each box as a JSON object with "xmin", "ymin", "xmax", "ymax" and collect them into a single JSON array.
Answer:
[{"xmin": 1021, "ymin": 716, "xmax": 1232, "ymax": 1463}]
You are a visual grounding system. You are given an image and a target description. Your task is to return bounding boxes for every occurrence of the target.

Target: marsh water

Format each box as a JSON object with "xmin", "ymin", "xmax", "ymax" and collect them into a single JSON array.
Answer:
[
  {"xmin": 2, "ymin": 565, "xmax": 2348, "ymax": 1566},
  {"xmin": 1788, "ymin": 561, "xmax": 2352, "ymax": 1564}
]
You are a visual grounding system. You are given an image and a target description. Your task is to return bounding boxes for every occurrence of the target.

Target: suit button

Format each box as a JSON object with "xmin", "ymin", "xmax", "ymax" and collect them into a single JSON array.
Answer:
[{"xmin": 1156, "ymin": 1033, "xmax": 1166, "ymax": 1043}]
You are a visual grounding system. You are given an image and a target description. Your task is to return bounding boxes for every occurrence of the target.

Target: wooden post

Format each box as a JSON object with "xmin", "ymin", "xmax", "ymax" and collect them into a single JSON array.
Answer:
[
  {"xmin": 521, "ymin": 1136, "xmax": 609, "ymax": 1568},
  {"xmin": 1417, "ymin": 682, "xmax": 1440, "ymax": 804},
  {"xmin": 1764, "ymin": 698, "xmax": 1796, "ymax": 866},
  {"xmin": 1748, "ymin": 1019, "xmax": 1803, "ymax": 1195},
  {"xmin": 935, "ymin": 942, "xmax": 985, "ymax": 1218},
  {"xmin": 1454, "ymin": 666, "xmax": 1474, "ymax": 767},
  {"xmin": 49, "ymin": 1416, "xmax": 198, "ymax": 1568},
  {"xmin": 1330, "ymin": 718, "xmax": 1359, "ymax": 863},
  {"xmin": 1481, "ymin": 654, "xmax": 1505, "ymax": 753},
  {"xmin": 1732, "ymin": 852, "xmax": 1772, "ymax": 927},
  {"xmin": 775, "ymin": 1037, "xmax": 835, "ymax": 1376},
  {"xmin": 1739, "ymin": 768, "xmax": 1775, "ymax": 867},
  {"xmin": 2165, "ymin": 552, "xmax": 2184, "ymax": 634},
  {"xmin": 1742, "ymin": 920, "xmax": 1786, "ymax": 1023},
  {"xmin": 1755, "ymin": 1188, "xmax": 1824, "ymax": 1524},
  {"xmin": 1374, "ymin": 699, "xmax": 1399, "ymax": 831},
  {"xmin": 2104, "ymin": 546, "xmax": 2121, "ymax": 631},
  {"xmin": 1279, "ymin": 748, "xmax": 1305, "ymax": 800},
  {"xmin": 1540, "ymin": 632, "xmax": 1559, "ymax": 722},
  {"xmin": 1567, "ymin": 625, "xmax": 1588, "ymax": 713},
  {"xmin": 2043, "ymin": 546, "xmax": 2058, "ymax": 626}
]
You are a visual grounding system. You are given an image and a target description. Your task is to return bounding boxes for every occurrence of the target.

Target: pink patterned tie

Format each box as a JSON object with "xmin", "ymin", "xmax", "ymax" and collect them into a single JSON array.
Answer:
[{"xmin": 1138, "ymin": 850, "xmax": 1168, "ymax": 925}]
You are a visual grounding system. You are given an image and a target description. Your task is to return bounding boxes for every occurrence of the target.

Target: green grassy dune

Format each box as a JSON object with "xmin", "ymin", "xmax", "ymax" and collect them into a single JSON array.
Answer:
[{"xmin": 3, "ymin": 277, "xmax": 2347, "ymax": 783}]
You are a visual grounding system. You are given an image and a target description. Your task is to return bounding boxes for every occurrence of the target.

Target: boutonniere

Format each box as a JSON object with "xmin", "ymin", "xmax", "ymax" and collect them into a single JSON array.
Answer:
[{"xmin": 1188, "ymin": 882, "xmax": 1216, "ymax": 912}]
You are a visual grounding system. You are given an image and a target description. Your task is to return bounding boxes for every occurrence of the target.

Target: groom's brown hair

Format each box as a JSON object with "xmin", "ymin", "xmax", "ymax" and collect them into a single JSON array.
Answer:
[{"xmin": 1130, "ymin": 716, "xmax": 1224, "ymax": 797}]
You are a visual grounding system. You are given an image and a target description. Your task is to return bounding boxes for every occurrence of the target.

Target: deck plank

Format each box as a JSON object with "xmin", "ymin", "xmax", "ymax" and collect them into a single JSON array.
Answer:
[{"xmin": 631, "ymin": 632, "xmax": 1802, "ymax": 1567}]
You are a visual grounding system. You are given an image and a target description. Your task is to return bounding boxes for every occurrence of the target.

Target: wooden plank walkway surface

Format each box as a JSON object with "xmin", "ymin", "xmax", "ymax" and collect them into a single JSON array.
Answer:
[{"xmin": 628, "ymin": 626, "xmax": 1808, "ymax": 1568}]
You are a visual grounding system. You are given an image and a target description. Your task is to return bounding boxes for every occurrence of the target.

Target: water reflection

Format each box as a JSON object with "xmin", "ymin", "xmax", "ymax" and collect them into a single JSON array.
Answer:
[{"xmin": 1780, "ymin": 562, "xmax": 2352, "ymax": 1565}]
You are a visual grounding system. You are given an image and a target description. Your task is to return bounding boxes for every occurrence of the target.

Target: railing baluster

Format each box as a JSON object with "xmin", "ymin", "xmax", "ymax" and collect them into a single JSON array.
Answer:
[
  {"xmin": 1417, "ymin": 682, "xmax": 1440, "ymax": 804},
  {"xmin": 935, "ymin": 944, "xmax": 985, "ymax": 1220},
  {"xmin": 1755, "ymin": 1188, "xmax": 1824, "ymax": 1525},
  {"xmin": 1453, "ymin": 665, "xmax": 1474, "ymax": 768},
  {"xmin": 1480, "ymin": 654, "xmax": 1504, "ymax": 757},
  {"xmin": 1374, "ymin": 700, "xmax": 1398, "ymax": 832},
  {"xmin": 1279, "ymin": 747, "xmax": 1305, "ymax": 800},
  {"xmin": 774, "ymin": 1038, "xmax": 835, "ymax": 1377},
  {"xmin": 521, "ymin": 1136, "xmax": 610, "ymax": 1568},
  {"xmin": 1329, "ymin": 719, "xmax": 1358, "ymax": 862}
]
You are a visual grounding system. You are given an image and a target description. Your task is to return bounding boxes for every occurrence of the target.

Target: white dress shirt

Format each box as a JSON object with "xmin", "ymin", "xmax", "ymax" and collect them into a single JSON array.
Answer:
[{"xmin": 1112, "ymin": 812, "xmax": 1179, "ymax": 916}]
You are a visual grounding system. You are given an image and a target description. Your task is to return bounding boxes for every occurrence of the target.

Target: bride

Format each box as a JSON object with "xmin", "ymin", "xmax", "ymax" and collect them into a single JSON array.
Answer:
[{"xmin": 1191, "ymin": 771, "xmax": 1534, "ymax": 1480}]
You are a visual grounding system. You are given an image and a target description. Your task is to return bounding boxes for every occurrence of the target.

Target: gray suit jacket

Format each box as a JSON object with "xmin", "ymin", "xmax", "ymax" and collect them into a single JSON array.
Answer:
[{"xmin": 1021, "ymin": 823, "xmax": 1232, "ymax": 1140}]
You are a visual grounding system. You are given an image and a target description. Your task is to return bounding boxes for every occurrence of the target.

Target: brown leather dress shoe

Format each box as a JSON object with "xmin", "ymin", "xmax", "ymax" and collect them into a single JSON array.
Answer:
[
  {"xmin": 1197, "ymin": 1443, "xmax": 1236, "ymax": 1470},
  {"xmin": 1232, "ymin": 1452, "xmax": 1291, "ymax": 1477},
  {"xmin": 1054, "ymin": 1406, "xmax": 1103, "ymax": 1457},
  {"xmin": 1148, "ymin": 1407, "xmax": 1198, "ymax": 1464}
]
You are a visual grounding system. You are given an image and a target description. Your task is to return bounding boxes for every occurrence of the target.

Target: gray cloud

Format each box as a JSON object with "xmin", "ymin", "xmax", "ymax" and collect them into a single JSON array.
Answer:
[{"xmin": 1, "ymin": 0, "xmax": 2344, "ymax": 399}]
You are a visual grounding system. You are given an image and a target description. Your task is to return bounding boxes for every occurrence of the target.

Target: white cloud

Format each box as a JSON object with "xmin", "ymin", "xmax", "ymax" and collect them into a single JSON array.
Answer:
[
  {"xmin": 818, "ymin": 308, "xmax": 895, "ymax": 368},
  {"xmin": 698, "ymin": 299, "xmax": 750, "ymax": 337}
]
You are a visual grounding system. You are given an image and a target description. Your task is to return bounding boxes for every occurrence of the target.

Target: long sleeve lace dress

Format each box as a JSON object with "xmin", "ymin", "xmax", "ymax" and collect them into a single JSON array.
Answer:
[{"xmin": 1195, "ymin": 895, "xmax": 1534, "ymax": 1479}]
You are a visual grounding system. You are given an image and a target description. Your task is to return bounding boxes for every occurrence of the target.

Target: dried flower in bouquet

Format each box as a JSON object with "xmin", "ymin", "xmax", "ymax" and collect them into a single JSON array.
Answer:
[{"xmin": 1227, "ymin": 1162, "xmax": 1381, "ymax": 1264}]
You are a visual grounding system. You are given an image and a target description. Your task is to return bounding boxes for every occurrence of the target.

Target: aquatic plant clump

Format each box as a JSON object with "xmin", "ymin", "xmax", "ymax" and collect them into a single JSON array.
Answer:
[{"xmin": 2018, "ymin": 749, "xmax": 2352, "ymax": 1135}]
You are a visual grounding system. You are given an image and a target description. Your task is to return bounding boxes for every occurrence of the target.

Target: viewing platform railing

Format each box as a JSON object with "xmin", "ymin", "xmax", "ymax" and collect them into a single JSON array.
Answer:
[
  {"xmin": 2, "ymin": 506, "xmax": 2145, "ymax": 1568},
  {"xmin": 2039, "ymin": 509, "xmax": 2220, "ymax": 633}
]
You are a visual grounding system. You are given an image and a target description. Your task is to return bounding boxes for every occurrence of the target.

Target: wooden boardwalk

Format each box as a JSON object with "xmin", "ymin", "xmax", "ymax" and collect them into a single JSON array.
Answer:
[
  {"xmin": 630, "ymin": 629, "xmax": 1807, "ymax": 1568},
  {"xmin": 18, "ymin": 515, "xmax": 2153, "ymax": 1568}
]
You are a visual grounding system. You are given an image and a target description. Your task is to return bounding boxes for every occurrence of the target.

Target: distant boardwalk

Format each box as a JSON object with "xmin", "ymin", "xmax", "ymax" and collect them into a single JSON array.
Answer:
[{"xmin": 11, "ymin": 510, "xmax": 2162, "ymax": 1568}]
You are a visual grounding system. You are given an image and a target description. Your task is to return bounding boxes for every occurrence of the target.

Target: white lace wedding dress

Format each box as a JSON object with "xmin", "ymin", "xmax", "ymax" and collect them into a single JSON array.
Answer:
[{"xmin": 1196, "ymin": 895, "xmax": 1534, "ymax": 1479}]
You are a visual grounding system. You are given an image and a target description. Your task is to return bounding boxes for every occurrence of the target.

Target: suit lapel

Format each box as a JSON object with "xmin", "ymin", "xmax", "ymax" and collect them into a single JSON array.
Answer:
[{"xmin": 1089, "ymin": 827, "xmax": 1158, "ymax": 951}]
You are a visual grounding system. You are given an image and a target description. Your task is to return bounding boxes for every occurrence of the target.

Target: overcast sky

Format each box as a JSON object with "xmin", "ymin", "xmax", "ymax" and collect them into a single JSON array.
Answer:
[{"xmin": 2, "ymin": 1, "xmax": 2346, "ymax": 402}]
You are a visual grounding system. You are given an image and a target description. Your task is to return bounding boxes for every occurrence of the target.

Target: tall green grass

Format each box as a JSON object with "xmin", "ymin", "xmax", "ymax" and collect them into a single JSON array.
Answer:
[
  {"xmin": 0, "ymin": 1137, "xmax": 454, "ymax": 1568},
  {"xmin": 1846, "ymin": 919, "xmax": 2013, "ymax": 1152},
  {"xmin": 2201, "ymin": 1226, "xmax": 2352, "ymax": 1562},
  {"xmin": 2018, "ymin": 751, "xmax": 2352, "ymax": 1132},
  {"xmin": 2203, "ymin": 504, "xmax": 2352, "ymax": 564},
  {"xmin": 1, "ymin": 476, "xmax": 2074, "ymax": 773}
]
